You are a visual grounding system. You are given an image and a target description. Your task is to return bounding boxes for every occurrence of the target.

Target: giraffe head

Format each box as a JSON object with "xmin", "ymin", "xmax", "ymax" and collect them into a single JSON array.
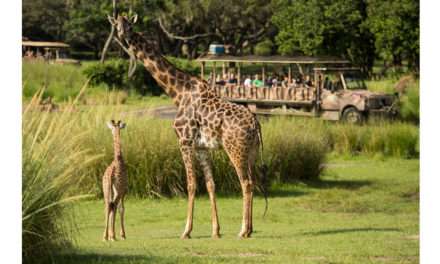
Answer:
[
  {"xmin": 108, "ymin": 14, "xmax": 138, "ymax": 42},
  {"xmin": 106, "ymin": 120, "xmax": 126, "ymax": 136}
]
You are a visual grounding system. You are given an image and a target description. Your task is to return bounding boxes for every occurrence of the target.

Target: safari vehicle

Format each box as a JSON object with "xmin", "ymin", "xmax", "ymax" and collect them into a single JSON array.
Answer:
[
  {"xmin": 22, "ymin": 40, "xmax": 81, "ymax": 65},
  {"xmin": 196, "ymin": 54, "xmax": 397, "ymax": 123}
]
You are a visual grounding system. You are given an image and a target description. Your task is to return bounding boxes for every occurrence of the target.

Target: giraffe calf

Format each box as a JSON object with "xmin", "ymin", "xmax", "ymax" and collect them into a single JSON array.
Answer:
[{"xmin": 102, "ymin": 120, "xmax": 128, "ymax": 241}]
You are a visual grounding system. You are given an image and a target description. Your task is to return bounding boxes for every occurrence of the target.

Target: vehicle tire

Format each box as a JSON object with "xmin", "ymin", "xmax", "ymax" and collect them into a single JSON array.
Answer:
[{"xmin": 341, "ymin": 107, "xmax": 363, "ymax": 124}]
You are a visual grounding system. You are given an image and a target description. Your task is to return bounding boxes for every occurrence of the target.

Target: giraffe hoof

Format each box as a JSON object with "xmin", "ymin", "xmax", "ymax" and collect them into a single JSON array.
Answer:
[
  {"xmin": 109, "ymin": 237, "xmax": 116, "ymax": 242},
  {"xmin": 238, "ymin": 232, "xmax": 250, "ymax": 239},
  {"xmin": 212, "ymin": 233, "xmax": 221, "ymax": 239},
  {"xmin": 181, "ymin": 233, "xmax": 191, "ymax": 239},
  {"xmin": 102, "ymin": 237, "xmax": 108, "ymax": 242},
  {"xmin": 120, "ymin": 236, "xmax": 126, "ymax": 240}
]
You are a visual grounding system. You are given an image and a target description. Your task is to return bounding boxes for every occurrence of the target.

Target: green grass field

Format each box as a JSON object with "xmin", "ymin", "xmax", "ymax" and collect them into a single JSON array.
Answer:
[{"xmin": 55, "ymin": 158, "xmax": 419, "ymax": 264}]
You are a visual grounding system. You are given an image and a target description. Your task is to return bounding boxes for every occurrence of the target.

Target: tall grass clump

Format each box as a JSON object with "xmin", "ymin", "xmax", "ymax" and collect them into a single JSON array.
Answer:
[
  {"xmin": 56, "ymin": 112, "xmax": 329, "ymax": 197},
  {"xmin": 22, "ymin": 90, "xmax": 99, "ymax": 263},
  {"xmin": 328, "ymin": 121, "xmax": 419, "ymax": 158},
  {"xmin": 399, "ymin": 81, "xmax": 419, "ymax": 123},
  {"xmin": 261, "ymin": 118, "xmax": 328, "ymax": 182},
  {"xmin": 22, "ymin": 61, "xmax": 88, "ymax": 102}
]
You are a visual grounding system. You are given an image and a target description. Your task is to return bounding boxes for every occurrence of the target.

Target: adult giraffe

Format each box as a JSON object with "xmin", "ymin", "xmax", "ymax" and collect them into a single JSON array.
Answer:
[{"xmin": 108, "ymin": 14, "xmax": 265, "ymax": 239}]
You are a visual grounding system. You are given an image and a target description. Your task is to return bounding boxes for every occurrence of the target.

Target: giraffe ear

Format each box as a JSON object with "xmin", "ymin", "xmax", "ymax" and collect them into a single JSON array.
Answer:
[
  {"xmin": 119, "ymin": 122, "xmax": 126, "ymax": 129},
  {"xmin": 130, "ymin": 14, "xmax": 138, "ymax": 24},
  {"xmin": 107, "ymin": 15, "xmax": 116, "ymax": 26},
  {"xmin": 106, "ymin": 122, "xmax": 114, "ymax": 130}
]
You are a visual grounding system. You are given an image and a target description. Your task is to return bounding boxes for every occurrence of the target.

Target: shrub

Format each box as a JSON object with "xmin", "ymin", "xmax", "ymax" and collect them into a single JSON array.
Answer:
[{"xmin": 83, "ymin": 59, "xmax": 163, "ymax": 95}]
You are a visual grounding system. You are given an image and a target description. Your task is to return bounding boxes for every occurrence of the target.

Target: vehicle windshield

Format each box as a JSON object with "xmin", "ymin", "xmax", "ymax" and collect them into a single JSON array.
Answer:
[{"xmin": 343, "ymin": 71, "xmax": 367, "ymax": 90}]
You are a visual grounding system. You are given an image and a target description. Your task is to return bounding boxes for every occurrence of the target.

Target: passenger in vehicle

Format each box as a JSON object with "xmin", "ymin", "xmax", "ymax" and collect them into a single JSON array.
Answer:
[
  {"xmin": 281, "ymin": 75, "xmax": 289, "ymax": 88},
  {"xmin": 227, "ymin": 73, "xmax": 238, "ymax": 85},
  {"xmin": 252, "ymin": 74, "xmax": 264, "ymax": 88},
  {"xmin": 271, "ymin": 75, "xmax": 279, "ymax": 88},
  {"xmin": 304, "ymin": 74, "xmax": 313, "ymax": 87},
  {"xmin": 265, "ymin": 76, "xmax": 273, "ymax": 87},
  {"xmin": 295, "ymin": 74, "xmax": 303, "ymax": 86},
  {"xmin": 215, "ymin": 74, "xmax": 225, "ymax": 85},
  {"xmin": 244, "ymin": 75, "xmax": 252, "ymax": 88}
]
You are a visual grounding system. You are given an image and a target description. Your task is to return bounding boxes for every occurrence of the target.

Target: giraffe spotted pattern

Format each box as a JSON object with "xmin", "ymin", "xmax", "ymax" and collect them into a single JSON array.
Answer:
[{"xmin": 109, "ymin": 15, "xmax": 263, "ymax": 239}]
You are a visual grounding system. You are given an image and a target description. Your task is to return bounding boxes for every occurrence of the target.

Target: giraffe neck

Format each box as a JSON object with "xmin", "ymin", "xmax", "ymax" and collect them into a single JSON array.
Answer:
[
  {"xmin": 113, "ymin": 133, "xmax": 123, "ymax": 161},
  {"xmin": 126, "ymin": 33, "xmax": 203, "ymax": 106}
]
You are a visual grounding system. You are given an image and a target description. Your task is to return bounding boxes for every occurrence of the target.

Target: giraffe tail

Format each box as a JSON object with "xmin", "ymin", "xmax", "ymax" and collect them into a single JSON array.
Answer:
[{"xmin": 256, "ymin": 122, "xmax": 269, "ymax": 218}]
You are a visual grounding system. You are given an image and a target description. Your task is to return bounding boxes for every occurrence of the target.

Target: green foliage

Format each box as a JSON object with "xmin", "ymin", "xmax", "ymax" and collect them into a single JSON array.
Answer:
[
  {"xmin": 22, "ymin": 61, "xmax": 89, "ymax": 102},
  {"xmin": 160, "ymin": 0, "xmax": 275, "ymax": 56},
  {"xmin": 22, "ymin": 93, "xmax": 98, "ymax": 263},
  {"xmin": 23, "ymin": 0, "xmax": 68, "ymax": 41},
  {"xmin": 272, "ymin": 0, "xmax": 375, "ymax": 71},
  {"xmin": 255, "ymin": 39, "xmax": 274, "ymax": 56},
  {"xmin": 400, "ymin": 82, "xmax": 420, "ymax": 123},
  {"xmin": 366, "ymin": 0, "xmax": 419, "ymax": 70},
  {"xmin": 166, "ymin": 56, "xmax": 200, "ymax": 75},
  {"xmin": 46, "ymin": 110, "xmax": 327, "ymax": 197},
  {"xmin": 329, "ymin": 122, "xmax": 419, "ymax": 158},
  {"xmin": 63, "ymin": 0, "xmax": 112, "ymax": 58},
  {"xmin": 83, "ymin": 59, "xmax": 162, "ymax": 95}
]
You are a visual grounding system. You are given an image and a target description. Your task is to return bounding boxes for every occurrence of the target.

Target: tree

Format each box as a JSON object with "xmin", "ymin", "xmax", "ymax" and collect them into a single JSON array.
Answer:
[
  {"xmin": 23, "ymin": 0, "xmax": 68, "ymax": 41},
  {"xmin": 366, "ymin": 0, "xmax": 419, "ymax": 71},
  {"xmin": 158, "ymin": 0, "xmax": 276, "ymax": 57},
  {"xmin": 272, "ymin": 0, "xmax": 375, "ymax": 73},
  {"xmin": 64, "ymin": 0, "xmax": 163, "ymax": 59}
]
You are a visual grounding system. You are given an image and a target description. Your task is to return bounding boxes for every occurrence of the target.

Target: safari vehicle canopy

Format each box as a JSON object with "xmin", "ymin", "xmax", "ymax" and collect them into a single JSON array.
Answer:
[
  {"xmin": 22, "ymin": 40, "xmax": 80, "ymax": 65},
  {"xmin": 196, "ymin": 54, "xmax": 397, "ymax": 123}
]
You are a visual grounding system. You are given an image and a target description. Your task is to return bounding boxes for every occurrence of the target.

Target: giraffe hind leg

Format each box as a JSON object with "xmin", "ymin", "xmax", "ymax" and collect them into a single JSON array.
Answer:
[
  {"xmin": 196, "ymin": 149, "xmax": 221, "ymax": 239},
  {"xmin": 223, "ymin": 141, "xmax": 254, "ymax": 239}
]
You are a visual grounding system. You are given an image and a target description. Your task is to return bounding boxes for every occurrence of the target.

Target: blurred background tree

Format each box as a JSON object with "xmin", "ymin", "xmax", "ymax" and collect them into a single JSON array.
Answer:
[{"xmin": 22, "ymin": 0, "xmax": 419, "ymax": 74}]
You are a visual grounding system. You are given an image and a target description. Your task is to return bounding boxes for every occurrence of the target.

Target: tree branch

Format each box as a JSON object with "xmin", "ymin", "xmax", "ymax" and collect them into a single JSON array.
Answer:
[
  {"xmin": 100, "ymin": 0, "xmax": 118, "ymax": 63},
  {"xmin": 157, "ymin": 17, "xmax": 215, "ymax": 41}
]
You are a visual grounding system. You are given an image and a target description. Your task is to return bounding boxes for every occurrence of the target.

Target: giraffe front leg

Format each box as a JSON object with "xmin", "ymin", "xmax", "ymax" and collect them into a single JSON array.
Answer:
[
  {"xmin": 196, "ymin": 149, "xmax": 221, "ymax": 239},
  {"xmin": 180, "ymin": 144, "xmax": 197, "ymax": 239},
  {"xmin": 119, "ymin": 197, "xmax": 126, "ymax": 240},
  {"xmin": 103, "ymin": 203, "xmax": 110, "ymax": 241},
  {"xmin": 108, "ymin": 202, "xmax": 117, "ymax": 241}
]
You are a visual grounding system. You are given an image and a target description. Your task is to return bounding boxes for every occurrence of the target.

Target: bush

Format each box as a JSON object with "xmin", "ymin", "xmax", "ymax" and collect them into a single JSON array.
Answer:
[{"xmin": 83, "ymin": 59, "xmax": 163, "ymax": 96}]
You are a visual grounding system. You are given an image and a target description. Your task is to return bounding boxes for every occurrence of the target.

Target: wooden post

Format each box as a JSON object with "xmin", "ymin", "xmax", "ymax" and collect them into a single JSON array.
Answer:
[
  {"xmin": 237, "ymin": 62, "xmax": 241, "ymax": 84},
  {"xmin": 212, "ymin": 62, "xmax": 216, "ymax": 89},
  {"xmin": 262, "ymin": 64, "xmax": 266, "ymax": 83},
  {"xmin": 222, "ymin": 62, "xmax": 226, "ymax": 76},
  {"xmin": 288, "ymin": 65, "xmax": 292, "ymax": 85},
  {"xmin": 237, "ymin": 63, "xmax": 242, "ymax": 97},
  {"xmin": 200, "ymin": 61, "xmax": 205, "ymax": 80}
]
